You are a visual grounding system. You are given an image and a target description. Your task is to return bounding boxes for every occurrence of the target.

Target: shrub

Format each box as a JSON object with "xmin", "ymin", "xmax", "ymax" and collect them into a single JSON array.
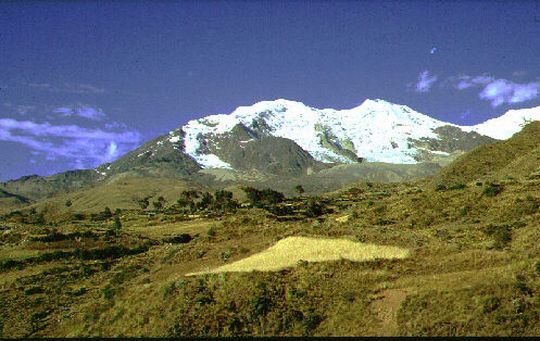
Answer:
[
  {"xmin": 448, "ymin": 183, "xmax": 466, "ymax": 190},
  {"xmin": 72, "ymin": 212, "xmax": 86, "ymax": 220},
  {"xmin": 265, "ymin": 204, "xmax": 294, "ymax": 216},
  {"xmin": 198, "ymin": 192, "xmax": 214, "ymax": 210},
  {"xmin": 220, "ymin": 249, "xmax": 232, "ymax": 262},
  {"xmin": 91, "ymin": 207, "xmax": 114, "ymax": 221},
  {"xmin": 435, "ymin": 184, "xmax": 447, "ymax": 191},
  {"xmin": 153, "ymin": 200, "xmax": 163, "ymax": 211},
  {"xmin": 213, "ymin": 190, "xmax": 237, "ymax": 212},
  {"xmin": 102, "ymin": 285, "xmax": 116, "ymax": 300},
  {"xmin": 535, "ymin": 260, "xmax": 540, "ymax": 274},
  {"xmin": 137, "ymin": 197, "xmax": 150, "ymax": 210},
  {"xmin": 483, "ymin": 183, "xmax": 503, "ymax": 197},
  {"xmin": 294, "ymin": 185, "xmax": 305, "ymax": 195},
  {"xmin": 113, "ymin": 215, "xmax": 122, "ymax": 230},
  {"xmin": 24, "ymin": 286, "xmax": 44, "ymax": 295},
  {"xmin": 65, "ymin": 199, "xmax": 72, "ymax": 207},
  {"xmin": 207, "ymin": 226, "xmax": 217, "ymax": 238},
  {"xmin": 165, "ymin": 233, "xmax": 192, "ymax": 244},
  {"xmin": 242, "ymin": 187, "xmax": 285, "ymax": 208},
  {"xmin": 482, "ymin": 296, "xmax": 501, "ymax": 313},
  {"xmin": 102, "ymin": 207, "xmax": 113, "ymax": 218},
  {"xmin": 518, "ymin": 195, "xmax": 539, "ymax": 215},
  {"xmin": 514, "ymin": 274, "xmax": 532, "ymax": 295},
  {"xmin": 304, "ymin": 200, "xmax": 325, "ymax": 218},
  {"xmin": 72, "ymin": 287, "xmax": 87, "ymax": 296},
  {"xmin": 484, "ymin": 224, "xmax": 512, "ymax": 250}
]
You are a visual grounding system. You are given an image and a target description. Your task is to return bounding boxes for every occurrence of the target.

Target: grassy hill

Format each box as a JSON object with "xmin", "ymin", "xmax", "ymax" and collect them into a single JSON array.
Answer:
[
  {"xmin": 433, "ymin": 121, "xmax": 540, "ymax": 187},
  {"xmin": 2, "ymin": 122, "xmax": 540, "ymax": 336}
]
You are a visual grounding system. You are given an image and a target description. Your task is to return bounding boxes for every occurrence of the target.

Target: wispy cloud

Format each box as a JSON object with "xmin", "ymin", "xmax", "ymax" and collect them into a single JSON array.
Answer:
[
  {"xmin": 53, "ymin": 105, "xmax": 107, "ymax": 121},
  {"xmin": 2, "ymin": 103, "xmax": 39, "ymax": 116},
  {"xmin": 451, "ymin": 74, "xmax": 540, "ymax": 107},
  {"xmin": 0, "ymin": 116, "xmax": 141, "ymax": 169},
  {"xmin": 27, "ymin": 82, "xmax": 105, "ymax": 94},
  {"xmin": 415, "ymin": 70, "xmax": 438, "ymax": 93},
  {"xmin": 453, "ymin": 75, "xmax": 495, "ymax": 90}
]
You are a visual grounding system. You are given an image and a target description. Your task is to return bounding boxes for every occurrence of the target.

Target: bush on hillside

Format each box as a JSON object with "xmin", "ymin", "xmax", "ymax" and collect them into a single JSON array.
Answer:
[
  {"xmin": 137, "ymin": 197, "xmax": 150, "ymax": 210},
  {"xmin": 198, "ymin": 192, "xmax": 214, "ymax": 210},
  {"xmin": 241, "ymin": 187, "xmax": 285, "ymax": 208},
  {"xmin": 483, "ymin": 183, "xmax": 503, "ymax": 197},
  {"xmin": 213, "ymin": 190, "xmax": 238, "ymax": 212},
  {"xmin": 304, "ymin": 200, "xmax": 326, "ymax": 218},
  {"xmin": 483, "ymin": 224, "xmax": 512, "ymax": 250}
]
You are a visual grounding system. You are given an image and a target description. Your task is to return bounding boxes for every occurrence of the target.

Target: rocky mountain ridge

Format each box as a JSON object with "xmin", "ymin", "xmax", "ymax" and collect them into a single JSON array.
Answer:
[{"xmin": 3, "ymin": 98, "xmax": 540, "ymax": 203}]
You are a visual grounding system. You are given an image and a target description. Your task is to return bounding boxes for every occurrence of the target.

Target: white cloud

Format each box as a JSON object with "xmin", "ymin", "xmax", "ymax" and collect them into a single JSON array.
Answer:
[
  {"xmin": 415, "ymin": 70, "xmax": 438, "ymax": 93},
  {"xmin": 0, "ymin": 117, "xmax": 141, "ymax": 168},
  {"xmin": 454, "ymin": 75, "xmax": 494, "ymax": 90},
  {"xmin": 53, "ymin": 105, "xmax": 107, "ymax": 121},
  {"xmin": 452, "ymin": 74, "xmax": 540, "ymax": 107},
  {"xmin": 27, "ymin": 82, "xmax": 105, "ymax": 94}
]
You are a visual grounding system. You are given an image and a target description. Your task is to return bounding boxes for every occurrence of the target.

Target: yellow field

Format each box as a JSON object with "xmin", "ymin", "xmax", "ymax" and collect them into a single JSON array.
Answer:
[{"xmin": 187, "ymin": 236, "xmax": 409, "ymax": 275}]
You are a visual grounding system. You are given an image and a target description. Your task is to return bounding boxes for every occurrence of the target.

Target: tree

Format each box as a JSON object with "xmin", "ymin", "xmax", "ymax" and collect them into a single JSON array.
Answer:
[
  {"xmin": 214, "ymin": 190, "xmax": 237, "ymax": 211},
  {"xmin": 153, "ymin": 200, "xmax": 163, "ymax": 211},
  {"xmin": 181, "ymin": 190, "xmax": 200, "ymax": 200},
  {"xmin": 113, "ymin": 215, "xmax": 122, "ymax": 230},
  {"xmin": 304, "ymin": 200, "xmax": 325, "ymax": 218},
  {"xmin": 198, "ymin": 192, "xmax": 214, "ymax": 210},
  {"xmin": 137, "ymin": 197, "xmax": 150, "ymax": 210},
  {"xmin": 102, "ymin": 207, "xmax": 113, "ymax": 219},
  {"xmin": 241, "ymin": 187, "xmax": 285, "ymax": 208},
  {"xmin": 294, "ymin": 185, "xmax": 305, "ymax": 195}
]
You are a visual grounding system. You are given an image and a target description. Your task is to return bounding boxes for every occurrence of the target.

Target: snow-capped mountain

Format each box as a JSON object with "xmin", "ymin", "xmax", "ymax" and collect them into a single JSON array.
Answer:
[
  {"xmin": 174, "ymin": 98, "xmax": 494, "ymax": 169},
  {"xmin": 462, "ymin": 104, "xmax": 540, "ymax": 140}
]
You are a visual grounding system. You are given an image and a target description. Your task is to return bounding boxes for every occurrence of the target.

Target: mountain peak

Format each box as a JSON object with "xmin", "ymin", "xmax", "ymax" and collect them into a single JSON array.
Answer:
[{"xmin": 180, "ymin": 98, "xmax": 467, "ymax": 168}]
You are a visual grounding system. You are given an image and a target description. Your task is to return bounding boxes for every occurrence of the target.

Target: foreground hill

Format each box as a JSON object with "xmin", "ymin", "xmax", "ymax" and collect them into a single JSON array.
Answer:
[{"xmin": 434, "ymin": 121, "xmax": 540, "ymax": 187}]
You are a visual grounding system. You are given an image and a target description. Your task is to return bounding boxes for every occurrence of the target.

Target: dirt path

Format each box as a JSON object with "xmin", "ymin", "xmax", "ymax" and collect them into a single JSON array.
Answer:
[{"xmin": 371, "ymin": 288, "xmax": 408, "ymax": 336}]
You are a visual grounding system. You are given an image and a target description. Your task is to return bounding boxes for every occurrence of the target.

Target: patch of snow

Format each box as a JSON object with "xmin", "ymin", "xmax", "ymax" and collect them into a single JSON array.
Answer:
[
  {"xmin": 462, "ymin": 104, "xmax": 540, "ymax": 140},
  {"xmin": 428, "ymin": 150, "xmax": 450, "ymax": 156},
  {"xmin": 195, "ymin": 154, "xmax": 233, "ymax": 169},
  {"xmin": 169, "ymin": 135, "xmax": 181, "ymax": 143}
]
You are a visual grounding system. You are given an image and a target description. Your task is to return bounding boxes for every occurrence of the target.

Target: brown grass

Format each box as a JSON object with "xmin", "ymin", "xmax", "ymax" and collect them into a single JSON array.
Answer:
[{"xmin": 186, "ymin": 236, "xmax": 409, "ymax": 275}]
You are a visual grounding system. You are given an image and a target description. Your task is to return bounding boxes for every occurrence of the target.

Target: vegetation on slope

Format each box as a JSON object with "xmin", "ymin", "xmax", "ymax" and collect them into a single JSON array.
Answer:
[{"xmin": 2, "ymin": 122, "xmax": 540, "ymax": 336}]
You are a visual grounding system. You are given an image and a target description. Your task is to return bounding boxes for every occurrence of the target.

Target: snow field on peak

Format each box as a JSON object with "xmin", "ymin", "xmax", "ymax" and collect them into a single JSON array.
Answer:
[
  {"xmin": 319, "ymin": 100, "xmax": 450, "ymax": 163},
  {"xmin": 463, "ymin": 105, "xmax": 540, "ymax": 140},
  {"xmin": 178, "ymin": 98, "xmax": 454, "ymax": 168}
]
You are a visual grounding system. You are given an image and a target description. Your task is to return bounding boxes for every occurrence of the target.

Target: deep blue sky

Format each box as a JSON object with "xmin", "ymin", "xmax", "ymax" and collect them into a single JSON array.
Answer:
[{"xmin": 1, "ymin": 0, "xmax": 540, "ymax": 181}]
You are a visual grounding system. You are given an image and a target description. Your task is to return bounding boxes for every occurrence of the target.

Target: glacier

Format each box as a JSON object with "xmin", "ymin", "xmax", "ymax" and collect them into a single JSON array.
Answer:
[{"xmin": 174, "ymin": 98, "xmax": 540, "ymax": 169}]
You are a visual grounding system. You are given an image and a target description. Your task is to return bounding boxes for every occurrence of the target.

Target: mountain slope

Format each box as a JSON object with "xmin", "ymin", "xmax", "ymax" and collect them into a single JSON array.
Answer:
[
  {"xmin": 96, "ymin": 130, "xmax": 201, "ymax": 178},
  {"xmin": 433, "ymin": 121, "xmax": 540, "ymax": 186},
  {"xmin": 0, "ymin": 170, "xmax": 101, "ymax": 201},
  {"xmin": 4, "ymin": 98, "xmax": 538, "ymax": 203}
]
